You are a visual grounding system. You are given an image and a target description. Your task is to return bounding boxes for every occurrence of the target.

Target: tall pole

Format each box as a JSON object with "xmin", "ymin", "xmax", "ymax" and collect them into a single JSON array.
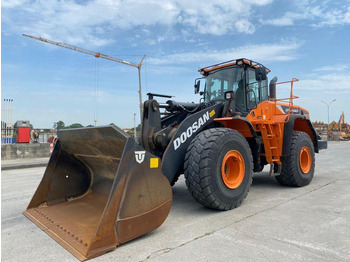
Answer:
[
  {"xmin": 137, "ymin": 55, "xmax": 146, "ymax": 126},
  {"xmin": 6, "ymin": 99, "xmax": 9, "ymax": 141},
  {"xmin": 10, "ymin": 99, "xmax": 12, "ymax": 126},
  {"xmin": 6, "ymin": 99, "xmax": 8, "ymax": 127},
  {"xmin": 321, "ymin": 99, "xmax": 336, "ymax": 140},
  {"xmin": 133, "ymin": 113, "xmax": 137, "ymax": 139},
  {"xmin": 138, "ymin": 67, "xmax": 143, "ymax": 124},
  {"xmin": 5, "ymin": 99, "xmax": 9, "ymax": 142},
  {"xmin": 2, "ymin": 99, "xmax": 7, "ymax": 141},
  {"xmin": 10, "ymin": 99, "xmax": 13, "ymax": 139}
]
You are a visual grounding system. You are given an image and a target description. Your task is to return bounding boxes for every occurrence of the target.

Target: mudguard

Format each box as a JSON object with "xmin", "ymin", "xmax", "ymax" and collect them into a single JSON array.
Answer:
[
  {"xmin": 282, "ymin": 114, "xmax": 320, "ymax": 156},
  {"xmin": 161, "ymin": 103, "xmax": 223, "ymax": 182}
]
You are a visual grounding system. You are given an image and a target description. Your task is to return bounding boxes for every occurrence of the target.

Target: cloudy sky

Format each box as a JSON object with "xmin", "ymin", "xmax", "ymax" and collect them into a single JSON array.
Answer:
[{"xmin": 2, "ymin": 0, "xmax": 350, "ymax": 128}]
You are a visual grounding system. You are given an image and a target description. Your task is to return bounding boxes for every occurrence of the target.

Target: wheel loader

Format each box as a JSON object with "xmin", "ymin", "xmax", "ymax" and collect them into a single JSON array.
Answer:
[{"xmin": 24, "ymin": 58, "xmax": 327, "ymax": 260}]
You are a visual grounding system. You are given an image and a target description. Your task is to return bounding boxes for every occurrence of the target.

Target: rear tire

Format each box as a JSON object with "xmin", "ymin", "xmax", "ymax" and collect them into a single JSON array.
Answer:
[
  {"xmin": 276, "ymin": 131, "xmax": 315, "ymax": 187},
  {"xmin": 184, "ymin": 128, "xmax": 253, "ymax": 211}
]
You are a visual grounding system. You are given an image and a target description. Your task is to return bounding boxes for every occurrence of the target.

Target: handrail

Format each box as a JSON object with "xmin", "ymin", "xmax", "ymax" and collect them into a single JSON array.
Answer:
[{"xmin": 269, "ymin": 78, "xmax": 299, "ymax": 123}]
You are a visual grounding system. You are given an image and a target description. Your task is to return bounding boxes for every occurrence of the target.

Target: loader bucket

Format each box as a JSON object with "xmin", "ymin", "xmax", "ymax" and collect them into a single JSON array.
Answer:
[{"xmin": 23, "ymin": 126, "xmax": 172, "ymax": 261}]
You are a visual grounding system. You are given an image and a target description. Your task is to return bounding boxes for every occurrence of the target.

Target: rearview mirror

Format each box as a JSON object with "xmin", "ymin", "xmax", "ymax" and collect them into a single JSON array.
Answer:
[
  {"xmin": 194, "ymin": 80, "xmax": 200, "ymax": 94},
  {"xmin": 255, "ymin": 66, "xmax": 267, "ymax": 81},
  {"xmin": 224, "ymin": 91, "xmax": 234, "ymax": 101}
]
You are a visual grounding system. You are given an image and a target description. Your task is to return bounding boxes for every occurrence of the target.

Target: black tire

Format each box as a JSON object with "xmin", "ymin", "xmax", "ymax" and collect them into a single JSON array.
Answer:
[
  {"xmin": 276, "ymin": 131, "xmax": 315, "ymax": 187},
  {"xmin": 184, "ymin": 128, "xmax": 253, "ymax": 211}
]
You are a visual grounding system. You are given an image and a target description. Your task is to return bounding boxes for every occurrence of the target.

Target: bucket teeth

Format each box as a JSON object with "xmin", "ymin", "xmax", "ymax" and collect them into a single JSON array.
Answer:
[{"xmin": 24, "ymin": 126, "xmax": 172, "ymax": 261}]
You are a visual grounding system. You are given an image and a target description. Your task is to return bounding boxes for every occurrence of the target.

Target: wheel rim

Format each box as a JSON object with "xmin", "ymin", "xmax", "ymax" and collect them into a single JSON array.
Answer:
[
  {"xmin": 221, "ymin": 150, "xmax": 245, "ymax": 189},
  {"xmin": 299, "ymin": 146, "xmax": 311, "ymax": 174}
]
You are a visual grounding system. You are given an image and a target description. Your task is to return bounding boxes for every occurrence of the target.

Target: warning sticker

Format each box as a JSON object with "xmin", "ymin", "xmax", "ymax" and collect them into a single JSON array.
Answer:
[
  {"xmin": 150, "ymin": 158, "xmax": 159, "ymax": 168},
  {"xmin": 209, "ymin": 110, "xmax": 215, "ymax": 117}
]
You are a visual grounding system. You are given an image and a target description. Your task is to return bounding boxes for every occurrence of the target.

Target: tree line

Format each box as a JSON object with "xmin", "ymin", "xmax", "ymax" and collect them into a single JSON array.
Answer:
[
  {"xmin": 53, "ymin": 121, "xmax": 142, "ymax": 131},
  {"xmin": 53, "ymin": 121, "xmax": 93, "ymax": 130}
]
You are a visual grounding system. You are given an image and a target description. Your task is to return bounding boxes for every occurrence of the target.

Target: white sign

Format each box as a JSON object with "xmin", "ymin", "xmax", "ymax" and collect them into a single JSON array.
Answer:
[{"xmin": 135, "ymin": 151, "xmax": 146, "ymax": 164}]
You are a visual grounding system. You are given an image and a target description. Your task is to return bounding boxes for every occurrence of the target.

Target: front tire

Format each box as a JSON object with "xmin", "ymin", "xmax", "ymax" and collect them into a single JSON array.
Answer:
[
  {"xmin": 276, "ymin": 131, "xmax": 315, "ymax": 187},
  {"xmin": 184, "ymin": 128, "xmax": 253, "ymax": 211}
]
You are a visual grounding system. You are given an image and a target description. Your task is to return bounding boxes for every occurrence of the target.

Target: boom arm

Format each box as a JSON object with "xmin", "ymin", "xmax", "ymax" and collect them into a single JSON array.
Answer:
[
  {"xmin": 23, "ymin": 34, "xmax": 141, "ymax": 68},
  {"xmin": 23, "ymin": 34, "xmax": 146, "ymax": 123}
]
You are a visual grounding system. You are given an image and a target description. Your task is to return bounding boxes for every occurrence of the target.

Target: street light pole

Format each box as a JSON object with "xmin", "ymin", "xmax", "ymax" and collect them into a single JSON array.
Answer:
[
  {"xmin": 133, "ymin": 113, "xmax": 137, "ymax": 139},
  {"xmin": 321, "ymin": 99, "xmax": 336, "ymax": 139}
]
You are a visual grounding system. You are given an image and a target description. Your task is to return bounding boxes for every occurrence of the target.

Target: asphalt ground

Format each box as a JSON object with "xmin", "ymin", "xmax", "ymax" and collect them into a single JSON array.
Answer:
[
  {"xmin": 2, "ymin": 141, "xmax": 350, "ymax": 261},
  {"xmin": 1, "ymin": 157, "xmax": 49, "ymax": 170}
]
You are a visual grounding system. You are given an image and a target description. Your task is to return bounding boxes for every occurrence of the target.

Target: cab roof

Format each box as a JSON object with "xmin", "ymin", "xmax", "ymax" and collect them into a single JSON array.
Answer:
[{"xmin": 199, "ymin": 58, "xmax": 270, "ymax": 75}]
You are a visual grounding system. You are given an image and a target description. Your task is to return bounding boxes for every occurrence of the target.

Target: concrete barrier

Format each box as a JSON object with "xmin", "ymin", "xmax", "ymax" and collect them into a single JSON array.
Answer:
[{"xmin": 1, "ymin": 143, "xmax": 51, "ymax": 160}]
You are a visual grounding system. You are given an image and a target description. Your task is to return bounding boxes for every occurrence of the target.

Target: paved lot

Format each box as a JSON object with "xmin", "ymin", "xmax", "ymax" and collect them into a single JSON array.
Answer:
[
  {"xmin": 2, "ymin": 142, "xmax": 350, "ymax": 261},
  {"xmin": 1, "ymin": 157, "xmax": 49, "ymax": 170}
]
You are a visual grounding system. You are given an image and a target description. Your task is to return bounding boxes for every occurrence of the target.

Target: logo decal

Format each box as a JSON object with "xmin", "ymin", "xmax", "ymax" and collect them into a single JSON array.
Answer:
[
  {"xmin": 173, "ymin": 111, "xmax": 210, "ymax": 150},
  {"xmin": 135, "ymin": 151, "xmax": 146, "ymax": 164}
]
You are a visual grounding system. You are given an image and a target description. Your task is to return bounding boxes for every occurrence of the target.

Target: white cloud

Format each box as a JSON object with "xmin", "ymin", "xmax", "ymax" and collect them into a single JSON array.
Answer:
[
  {"xmin": 148, "ymin": 40, "xmax": 302, "ymax": 65},
  {"xmin": 174, "ymin": 0, "xmax": 261, "ymax": 35},
  {"xmin": 246, "ymin": 0, "xmax": 273, "ymax": 5},
  {"xmin": 235, "ymin": 20, "xmax": 255, "ymax": 34},
  {"xmin": 313, "ymin": 6, "xmax": 350, "ymax": 27},
  {"xmin": 313, "ymin": 65, "xmax": 349, "ymax": 72},
  {"xmin": 1, "ymin": 0, "xmax": 27, "ymax": 8},
  {"xmin": 296, "ymin": 73, "xmax": 350, "ymax": 91},
  {"xmin": 262, "ymin": 12, "xmax": 307, "ymax": 26},
  {"xmin": 2, "ymin": 0, "xmax": 274, "ymax": 47},
  {"xmin": 145, "ymin": 36, "xmax": 167, "ymax": 46},
  {"xmin": 262, "ymin": 2, "xmax": 350, "ymax": 28}
]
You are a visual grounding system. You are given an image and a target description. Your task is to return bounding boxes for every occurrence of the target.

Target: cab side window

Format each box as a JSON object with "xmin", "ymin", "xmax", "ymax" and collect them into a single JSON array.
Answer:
[
  {"xmin": 209, "ymin": 79, "xmax": 221, "ymax": 100},
  {"xmin": 261, "ymin": 79, "xmax": 268, "ymax": 101},
  {"xmin": 208, "ymin": 78, "xmax": 229, "ymax": 100}
]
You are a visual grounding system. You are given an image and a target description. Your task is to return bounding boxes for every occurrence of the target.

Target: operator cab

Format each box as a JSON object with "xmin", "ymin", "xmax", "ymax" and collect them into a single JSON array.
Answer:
[{"xmin": 196, "ymin": 58, "xmax": 269, "ymax": 116}]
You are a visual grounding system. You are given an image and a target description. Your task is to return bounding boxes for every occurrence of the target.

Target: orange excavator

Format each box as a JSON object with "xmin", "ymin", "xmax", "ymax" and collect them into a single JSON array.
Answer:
[{"xmin": 24, "ymin": 58, "xmax": 327, "ymax": 260}]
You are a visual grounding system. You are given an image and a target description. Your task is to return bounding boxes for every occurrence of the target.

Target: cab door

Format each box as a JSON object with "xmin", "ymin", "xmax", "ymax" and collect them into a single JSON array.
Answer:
[{"xmin": 247, "ymin": 68, "xmax": 268, "ymax": 110}]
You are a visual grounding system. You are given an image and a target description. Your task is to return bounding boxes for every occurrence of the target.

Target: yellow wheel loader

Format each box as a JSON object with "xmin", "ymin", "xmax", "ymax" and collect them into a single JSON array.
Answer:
[{"xmin": 24, "ymin": 58, "xmax": 327, "ymax": 260}]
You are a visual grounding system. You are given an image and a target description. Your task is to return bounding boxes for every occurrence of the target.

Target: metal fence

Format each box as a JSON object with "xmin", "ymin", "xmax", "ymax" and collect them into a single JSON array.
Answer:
[{"xmin": 1, "ymin": 128, "xmax": 16, "ymax": 144}]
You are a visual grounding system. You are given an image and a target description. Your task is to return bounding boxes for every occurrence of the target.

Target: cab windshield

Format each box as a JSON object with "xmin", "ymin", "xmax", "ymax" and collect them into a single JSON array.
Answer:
[{"xmin": 204, "ymin": 66, "xmax": 246, "ymax": 110}]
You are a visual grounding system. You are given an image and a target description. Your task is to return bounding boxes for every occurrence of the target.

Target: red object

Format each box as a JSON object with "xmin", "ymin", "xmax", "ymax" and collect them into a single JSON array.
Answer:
[{"xmin": 17, "ymin": 127, "xmax": 31, "ymax": 143}]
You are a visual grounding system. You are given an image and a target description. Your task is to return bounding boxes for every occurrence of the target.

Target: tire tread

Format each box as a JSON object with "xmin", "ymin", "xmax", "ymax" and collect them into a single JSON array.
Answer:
[
  {"xmin": 276, "ymin": 131, "xmax": 315, "ymax": 187},
  {"xmin": 184, "ymin": 128, "xmax": 253, "ymax": 210}
]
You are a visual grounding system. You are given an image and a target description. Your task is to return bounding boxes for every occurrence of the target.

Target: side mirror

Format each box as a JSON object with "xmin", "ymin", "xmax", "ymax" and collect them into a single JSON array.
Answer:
[
  {"xmin": 224, "ymin": 91, "xmax": 234, "ymax": 101},
  {"xmin": 194, "ymin": 80, "xmax": 200, "ymax": 94},
  {"xmin": 255, "ymin": 66, "xmax": 267, "ymax": 81}
]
